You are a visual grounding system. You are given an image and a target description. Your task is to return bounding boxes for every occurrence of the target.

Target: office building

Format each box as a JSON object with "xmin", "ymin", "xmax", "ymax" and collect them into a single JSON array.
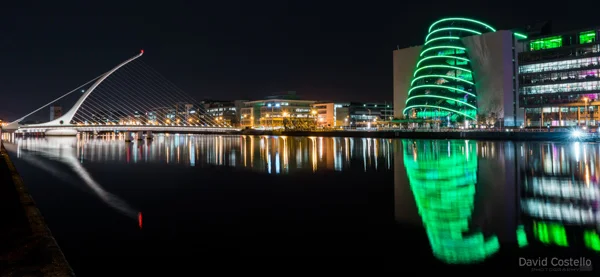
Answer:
[
  {"xmin": 312, "ymin": 102, "xmax": 348, "ymax": 128},
  {"xmin": 517, "ymin": 28, "xmax": 600, "ymax": 127},
  {"xmin": 393, "ymin": 17, "xmax": 525, "ymax": 127},
  {"xmin": 240, "ymin": 91, "xmax": 317, "ymax": 129},
  {"xmin": 50, "ymin": 105, "xmax": 62, "ymax": 121},
  {"xmin": 336, "ymin": 102, "xmax": 394, "ymax": 128},
  {"xmin": 203, "ymin": 100, "xmax": 247, "ymax": 127}
]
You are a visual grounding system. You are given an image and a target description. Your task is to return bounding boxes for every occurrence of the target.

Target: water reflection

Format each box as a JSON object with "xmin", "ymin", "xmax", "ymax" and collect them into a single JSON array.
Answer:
[
  {"xmin": 3, "ymin": 134, "xmax": 600, "ymax": 266},
  {"xmin": 519, "ymin": 142, "xmax": 600, "ymax": 252},
  {"xmin": 5, "ymin": 135, "xmax": 393, "ymax": 173},
  {"xmin": 3, "ymin": 136, "xmax": 139, "ymax": 220},
  {"xmin": 396, "ymin": 139, "xmax": 600, "ymax": 266},
  {"xmin": 402, "ymin": 140, "xmax": 500, "ymax": 264}
]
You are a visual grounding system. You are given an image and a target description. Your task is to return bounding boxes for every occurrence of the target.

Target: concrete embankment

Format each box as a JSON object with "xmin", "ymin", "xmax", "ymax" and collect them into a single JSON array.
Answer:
[
  {"xmin": 240, "ymin": 129, "xmax": 587, "ymax": 141},
  {"xmin": 0, "ymin": 145, "xmax": 75, "ymax": 276}
]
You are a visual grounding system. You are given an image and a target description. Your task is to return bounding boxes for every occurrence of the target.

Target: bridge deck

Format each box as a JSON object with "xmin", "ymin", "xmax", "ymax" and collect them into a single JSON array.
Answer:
[{"xmin": 13, "ymin": 125, "xmax": 241, "ymax": 133}]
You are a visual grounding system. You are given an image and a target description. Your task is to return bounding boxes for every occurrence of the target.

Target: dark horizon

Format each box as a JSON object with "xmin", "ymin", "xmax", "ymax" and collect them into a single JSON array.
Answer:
[{"xmin": 1, "ymin": 1, "xmax": 596, "ymax": 121}]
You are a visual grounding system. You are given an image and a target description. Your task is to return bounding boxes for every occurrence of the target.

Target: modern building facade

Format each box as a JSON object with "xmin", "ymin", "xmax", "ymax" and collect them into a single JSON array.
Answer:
[
  {"xmin": 312, "ymin": 102, "xmax": 347, "ymax": 128},
  {"xmin": 50, "ymin": 105, "xmax": 62, "ymax": 121},
  {"xmin": 517, "ymin": 28, "xmax": 600, "ymax": 127},
  {"xmin": 239, "ymin": 92, "xmax": 317, "ymax": 129},
  {"xmin": 336, "ymin": 102, "xmax": 394, "ymax": 128},
  {"xmin": 393, "ymin": 17, "xmax": 525, "ymax": 127},
  {"xmin": 203, "ymin": 100, "xmax": 247, "ymax": 127}
]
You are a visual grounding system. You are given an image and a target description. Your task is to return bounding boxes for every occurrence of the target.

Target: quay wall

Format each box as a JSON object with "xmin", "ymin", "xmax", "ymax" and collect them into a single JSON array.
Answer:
[{"xmin": 0, "ymin": 145, "xmax": 75, "ymax": 276}]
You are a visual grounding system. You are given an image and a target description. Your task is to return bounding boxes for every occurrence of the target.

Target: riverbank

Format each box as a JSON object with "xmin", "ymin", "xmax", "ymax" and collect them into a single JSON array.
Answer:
[
  {"xmin": 0, "ymin": 145, "xmax": 74, "ymax": 276},
  {"xmin": 240, "ymin": 129, "xmax": 589, "ymax": 141}
]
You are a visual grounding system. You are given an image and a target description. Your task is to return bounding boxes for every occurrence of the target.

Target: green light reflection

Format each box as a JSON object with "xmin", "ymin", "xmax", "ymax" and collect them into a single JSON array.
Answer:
[
  {"xmin": 533, "ymin": 221, "xmax": 568, "ymax": 247},
  {"xmin": 517, "ymin": 225, "xmax": 528, "ymax": 247},
  {"xmin": 583, "ymin": 230, "xmax": 600, "ymax": 252},
  {"xmin": 403, "ymin": 140, "xmax": 500, "ymax": 264}
]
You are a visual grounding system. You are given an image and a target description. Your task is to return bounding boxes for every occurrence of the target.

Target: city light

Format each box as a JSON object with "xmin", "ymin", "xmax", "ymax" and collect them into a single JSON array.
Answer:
[{"xmin": 571, "ymin": 130, "xmax": 583, "ymax": 138}]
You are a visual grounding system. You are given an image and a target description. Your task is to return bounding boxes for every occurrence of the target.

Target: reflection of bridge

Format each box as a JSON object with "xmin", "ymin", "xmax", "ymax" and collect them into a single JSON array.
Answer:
[{"xmin": 3, "ymin": 50, "xmax": 239, "ymax": 135}]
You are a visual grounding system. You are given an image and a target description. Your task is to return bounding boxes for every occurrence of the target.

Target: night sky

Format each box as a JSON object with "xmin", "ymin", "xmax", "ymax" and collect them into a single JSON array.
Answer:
[{"xmin": 1, "ymin": 1, "xmax": 597, "ymax": 121}]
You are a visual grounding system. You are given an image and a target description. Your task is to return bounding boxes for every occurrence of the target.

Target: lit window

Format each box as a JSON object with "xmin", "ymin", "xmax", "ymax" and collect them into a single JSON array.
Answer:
[
  {"xmin": 530, "ymin": 36, "xmax": 562, "ymax": 51},
  {"xmin": 580, "ymin": 31, "xmax": 596, "ymax": 44}
]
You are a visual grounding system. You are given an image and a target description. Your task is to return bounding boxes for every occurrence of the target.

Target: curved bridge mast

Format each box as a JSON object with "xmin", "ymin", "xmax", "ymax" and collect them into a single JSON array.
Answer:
[{"xmin": 30, "ymin": 50, "xmax": 145, "ymax": 128}]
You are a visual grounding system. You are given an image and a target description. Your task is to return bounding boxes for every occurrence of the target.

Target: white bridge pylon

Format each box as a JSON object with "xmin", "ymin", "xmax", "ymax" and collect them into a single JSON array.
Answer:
[
  {"xmin": 4, "ymin": 50, "xmax": 238, "ymax": 133},
  {"xmin": 37, "ymin": 51, "xmax": 144, "ymax": 127}
]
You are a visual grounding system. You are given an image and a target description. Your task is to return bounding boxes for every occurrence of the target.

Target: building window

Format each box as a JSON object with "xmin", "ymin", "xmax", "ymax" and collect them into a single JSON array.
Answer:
[
  {"xmin": 580, "ymin": 31, "xmax": 596, "ymax": 44},
  {"xmin": 520, "ymin": 81, "xmax": 600, "ymax": 95},
  {"xmin": 519, "ymin": 57, "xmax": 600, "ymax": 74},
  {"xmin": 530, "ymin": 36, "xmax": 562, "ymax": 51}
]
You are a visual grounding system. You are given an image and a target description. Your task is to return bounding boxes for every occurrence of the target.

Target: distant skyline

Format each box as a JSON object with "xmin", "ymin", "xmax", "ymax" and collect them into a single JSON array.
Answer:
[{"xmin": 1, "ymin": 1, "xmax": 596, "ymax": 121}]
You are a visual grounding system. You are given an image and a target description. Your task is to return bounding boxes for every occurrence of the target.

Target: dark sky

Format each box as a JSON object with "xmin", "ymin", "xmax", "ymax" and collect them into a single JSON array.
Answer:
[{"xmin": 1, "ymin": 0, "xmax": 597, "ymax": 121}]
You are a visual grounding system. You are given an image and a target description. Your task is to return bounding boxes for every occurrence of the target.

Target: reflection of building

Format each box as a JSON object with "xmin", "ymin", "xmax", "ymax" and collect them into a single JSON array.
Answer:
[
  {"xmin": 519, "ymin": 142, "xmax": 600, "ymax": 253},
  {"xmin": 518, "ymin": 28, "xmax": 600, "ymax": 127},
  {"xmin": 239, "ymin": 92, "xmax": 317, "ymax": 129},
  {"xmin": 402, "ymin": 139, "xmax": 500, "ymax": 264},
  {"xmin": 336, "ymin": 102, "xmax": 394, "ymax": 128},
  {"xmin": 393, "ymin": 17, "xmax": 524, "ymax": 127},
  {"xmin": 50, "ymin": 105, "xmax": 62, "ymax": 121}
]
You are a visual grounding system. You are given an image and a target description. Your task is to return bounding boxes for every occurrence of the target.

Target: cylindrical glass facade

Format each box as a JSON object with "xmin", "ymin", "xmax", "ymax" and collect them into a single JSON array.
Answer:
[{"xmin": 404, "ymin": 18, "xmax": 496, "ymax": 123}]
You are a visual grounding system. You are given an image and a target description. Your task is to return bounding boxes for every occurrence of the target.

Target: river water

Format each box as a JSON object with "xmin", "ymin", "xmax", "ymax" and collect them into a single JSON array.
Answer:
[{"xmin": 3, "ymin": 134, "xmax": 600, "ymax": 274}]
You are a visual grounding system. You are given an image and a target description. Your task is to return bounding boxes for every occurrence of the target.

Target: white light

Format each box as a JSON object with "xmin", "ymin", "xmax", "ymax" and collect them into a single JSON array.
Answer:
[{"xmin": 572, "ymin": 130, "xmax": 583, "ymax": 138}]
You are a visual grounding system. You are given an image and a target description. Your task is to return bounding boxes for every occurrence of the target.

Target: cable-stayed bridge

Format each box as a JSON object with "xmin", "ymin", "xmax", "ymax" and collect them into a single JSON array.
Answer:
[{"xmin": 3, "ymin": 50, "xmax": 239, "ymax": 136}]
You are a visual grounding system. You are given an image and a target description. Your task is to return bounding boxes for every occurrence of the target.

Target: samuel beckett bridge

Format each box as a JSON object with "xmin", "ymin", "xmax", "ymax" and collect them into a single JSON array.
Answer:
[{"xmin": 2, "ymin": 50, "xmax": 239, "ymax": 139}]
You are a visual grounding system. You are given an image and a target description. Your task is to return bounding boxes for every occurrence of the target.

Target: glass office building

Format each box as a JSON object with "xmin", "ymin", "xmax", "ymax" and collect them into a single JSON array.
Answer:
[{"xmin": 518, "ymin": 28, "xmax": 600, "ymax": 127}]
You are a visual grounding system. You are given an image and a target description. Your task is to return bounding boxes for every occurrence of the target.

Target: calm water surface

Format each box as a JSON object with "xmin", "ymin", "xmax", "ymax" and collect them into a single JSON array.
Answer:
[{"xmin": 3, "ymin": 134, "xmax": 600, "ymax": 274}]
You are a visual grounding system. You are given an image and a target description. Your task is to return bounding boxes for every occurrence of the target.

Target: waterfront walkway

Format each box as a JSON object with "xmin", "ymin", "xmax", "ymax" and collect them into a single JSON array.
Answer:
[
  {"xmin": 241, "ymin": 128, "xmax": 588, "ymax": 141},
  {"xmin": 0, "ymin": 145, "xmax": 74, "ymax": 276}
]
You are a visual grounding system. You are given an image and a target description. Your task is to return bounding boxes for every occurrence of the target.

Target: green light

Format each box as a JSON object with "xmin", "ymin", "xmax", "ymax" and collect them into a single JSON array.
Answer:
[
  {"xmin": 514, "ymin": 32, "xmax": 527, "ymax": 39},
  {"xmin": 406, "ymin": 17, "xmax": 494, "ymax": 121},
  {"xmin": 416, "ymin": 55, "xmax": 470, "ymax": 68},
  {"xmin": 408, "ymin": 84, "xmax": 475, "ymax": 98},
  {"xmin": 424, "ymin": 36, "xmax": 461, "ymax": 45},
  {"xmin": 403, "ymin": 105, "xmax": 476, "ymax": 120},
  {"xmin": 580, "ymin": 31, "xmax": 596, "ymax": 44},
  {"xmin": 420, "ymin": 46, "xmax": 467, "ymax": 57},
  {"xmin": 411, "ymin": 74, "xmax": 474, "ymax": 86},
  {"xmin": 530, "ymin": 36, "xmax": 562, "ymax": 51},
  {"xmin": 414, "ymin": 64, "xmax": 472, "ymax": 76},
  {"xmin": 428, "ymin": 17, "xmax": 496, "ymax": 33},
  {"xmin": 533, "ymin": 221, "xmax": 568, "ymax": 247},
  {"xmin": 425, "ymin": 27, "xmax": 482, "ymax": 42},
  {"xmin": 517, "ymin": 225, "xmax": 528, "ymax": 248},
  {"xmin": 402, "ymin": 140, "xmax": 499, "ymax": 264},
  {"xmin": 583, "ymin": 230, "xmax": 600, "ymax": 252},
  {"xmin": 405, "ymin": 95, "xmax": 476, "ymax": 109}
]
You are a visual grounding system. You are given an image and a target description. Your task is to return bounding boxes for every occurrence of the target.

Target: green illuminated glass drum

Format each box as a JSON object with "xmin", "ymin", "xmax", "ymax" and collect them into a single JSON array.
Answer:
[{"xmin": 404, "ymin": 18, "xmax": 496, "ymax": 123}]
